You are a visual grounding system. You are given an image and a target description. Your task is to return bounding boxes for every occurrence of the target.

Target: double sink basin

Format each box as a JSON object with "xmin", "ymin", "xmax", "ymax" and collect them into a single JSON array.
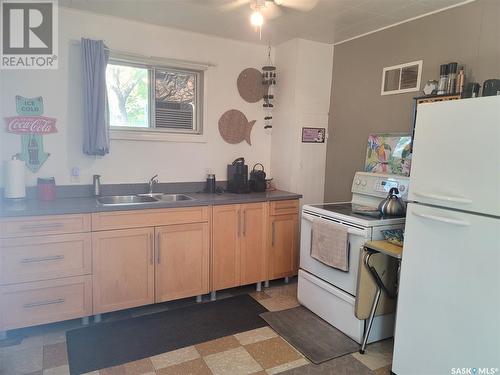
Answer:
[{"xmin": 97, "ymin": 193, "xmax": 195, "ymax": 206}]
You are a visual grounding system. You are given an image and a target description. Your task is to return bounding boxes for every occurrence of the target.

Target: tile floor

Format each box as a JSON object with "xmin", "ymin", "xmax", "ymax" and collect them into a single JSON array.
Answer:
[{"xmin": 0, "ymin": 279, "xmax": 394, "ymax": 375}]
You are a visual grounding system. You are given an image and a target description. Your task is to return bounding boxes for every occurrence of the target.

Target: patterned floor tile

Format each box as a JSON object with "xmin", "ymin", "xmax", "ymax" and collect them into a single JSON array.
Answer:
[
  {"xmin": 244, "ymin": 337, "xmax": 302, "ymax": 370},
  {"xmin": 150, "ymin": 346, "xmax": 201, "ymax": 370},
  {"xmin": 249, "ymin": 291, "xmax": 272, "ymax": 301},
  {"xmin": 351, "ymin": 339, "xmax": 393, "ymax": 370},
  {"xmin": 374, "ymin": 364, "xmax": 392, "ymax": 375},
  {"xmin": 43, "ymin": 342, "xmax": 68, "ymax": 369},
  {"xmin": 42, "ymin": 364, "xmax": 70, "ymax": 375},
  {"xmin": 277, "ymin": 354, "xmax": 375, "ymax": 375},
  {"xmin": 43, "ymin": 331, "xmax": 67, "ymax": 345},
  {"xmin": 0, "ymin": 345, "xmax": 43, "ymax": 375},
  {"xmin": 100, "ymin": 365, "xmax": 126, "ymax": 375},
  {"xmin": 266, "ymin": 358, "xmax": 309, "ymax": 375},
  {"xmin": 195, "ymin": 336, "xmax": 241, "ymax": 357},
  {"xmin": 122, "ymin": 358, "xmax": 155, "ymax": 374},
  {"xmin": 156, "ymin": 358, "xmax": 212, "ymax": 375},
  {"xmin": 234, "ymin": 327, "xmax": 278, "ymax": 346},
  {"xmin": 204, "ymin": 346, "xmax": 262, "ymax": 375}
]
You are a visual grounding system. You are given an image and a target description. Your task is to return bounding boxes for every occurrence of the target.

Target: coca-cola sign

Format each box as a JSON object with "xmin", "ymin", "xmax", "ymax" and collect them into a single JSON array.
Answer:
[{"xmin": 4, "ymin": 116, "xmax": 57, "ymax": 135}]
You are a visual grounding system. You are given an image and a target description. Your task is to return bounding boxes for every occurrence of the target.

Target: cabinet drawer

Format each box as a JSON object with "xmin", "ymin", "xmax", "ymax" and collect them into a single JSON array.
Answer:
[
  {"xmin": 92, "ymin": 206, "xmax": 209, "ymax": 231},
  {"xmin": 0, "ymin": 214, "xmax": 91, "ymax": 238},
  {"xmin": 0, "ymin": 233, "xmax": 91, "ymax": 285},
  {"xmin": 0, "ymin": 276, "xmax": 92, "ymax": 331},
  {"xmin": 269, "ymin": 200, "xmax": 299, "ymax": 216}
]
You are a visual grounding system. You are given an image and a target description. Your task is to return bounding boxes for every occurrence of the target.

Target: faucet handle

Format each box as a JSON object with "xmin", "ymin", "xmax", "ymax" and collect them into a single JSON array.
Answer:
[{"xmin": 150, "ymin": 174, "xmax": 159, "ymax": 183}]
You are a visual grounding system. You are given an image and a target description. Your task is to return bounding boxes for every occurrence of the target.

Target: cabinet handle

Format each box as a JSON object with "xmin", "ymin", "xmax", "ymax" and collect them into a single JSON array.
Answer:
[
  {"xmin": 23, "ymin": 298, "xmax": 65, "ymax": 309},
  {"xmin": 21, "ymin": 223, "xmax": 64, "ymax": 230},
  {"xmin": 20, "ymin": 255, "xmax": 64, "ymax": 263},
  {"xmin": 272, "ymin": 221, "xmax": 275, "ymax": 247},
  {"xmin": 156, "ymin": 233, "xmax": 161, "ymax": 264},
  {"xmin": 237, "ymin": 210, "xmax": 241, "ymax": 238},
  {"xmin": 243, "ymin": 210, "xmax": 246, "ymax": 236},
  {"xmin": 276, "ymin": 206, "xmax": 296, "ymax": 210},
  {"xmin": 149, "ymin": 233, "xmax": 154, "ymax": 265}
]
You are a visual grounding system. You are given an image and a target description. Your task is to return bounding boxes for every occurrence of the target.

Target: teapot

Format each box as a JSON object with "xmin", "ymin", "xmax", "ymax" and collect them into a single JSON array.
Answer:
[{"xmin": 378, "ymin": 187, "xmax": 406, "ymax": 216}]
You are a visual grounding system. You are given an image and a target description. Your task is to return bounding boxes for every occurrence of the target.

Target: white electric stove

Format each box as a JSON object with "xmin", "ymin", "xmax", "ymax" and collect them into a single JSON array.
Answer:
[{"xmin": 298, "ymin": 171, "xmax": 410, "ymax": 344}]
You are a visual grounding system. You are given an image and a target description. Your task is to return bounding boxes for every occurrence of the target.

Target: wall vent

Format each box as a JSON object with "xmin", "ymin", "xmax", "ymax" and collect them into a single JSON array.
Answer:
[{"xmin": 381, "ymin": 60, "xmax": 423, "ymax": 95}]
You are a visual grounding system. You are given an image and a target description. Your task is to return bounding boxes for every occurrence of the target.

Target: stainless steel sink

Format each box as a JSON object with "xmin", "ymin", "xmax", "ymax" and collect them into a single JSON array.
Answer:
[
  {"xmin": 156, "ymin": 194, "xmax": 194, "ymax": 202},
  {"xmin": 97, "ymin": 195, "xmax": 159, "ymax": 205},
  {"xmin": 97, "ymin": 193, "xmax": 195, "ymax": 205}
]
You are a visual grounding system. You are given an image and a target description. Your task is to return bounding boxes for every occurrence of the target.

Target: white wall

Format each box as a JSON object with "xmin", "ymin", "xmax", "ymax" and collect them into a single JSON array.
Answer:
[
  {"xmin": 271, "ymin": 39, "xmax": 334, "ymax": 205},
  {"xmin": 0, "ymin": 8, "xmax": 272, "ymax": 187}
]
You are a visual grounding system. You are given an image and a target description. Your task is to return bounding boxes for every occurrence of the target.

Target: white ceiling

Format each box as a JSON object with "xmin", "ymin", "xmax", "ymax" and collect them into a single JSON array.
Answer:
[{"xmin": 60, "ymin": 0, "xmax": 472, "ymax": 45}]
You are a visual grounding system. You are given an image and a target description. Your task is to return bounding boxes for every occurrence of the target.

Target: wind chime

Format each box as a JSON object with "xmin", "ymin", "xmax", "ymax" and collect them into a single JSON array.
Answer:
[{"xmin": 262, "ymin": 46, "xmax": 276, "ymax": 129}]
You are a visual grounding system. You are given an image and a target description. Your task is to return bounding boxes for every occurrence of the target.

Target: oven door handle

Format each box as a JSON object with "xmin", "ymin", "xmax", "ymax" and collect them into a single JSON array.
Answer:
[{"xmin": 302, "ymin": 212, "xmax": 367, "ymax": 236}]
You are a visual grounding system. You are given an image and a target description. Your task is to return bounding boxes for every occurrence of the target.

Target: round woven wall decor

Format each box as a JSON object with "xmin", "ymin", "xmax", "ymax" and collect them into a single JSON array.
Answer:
[
  {"xmin": 237, "ymin": 68, "xmax": 267, "ymax": 103},
  {"xmin": 218, "ymin": 109, "xmax": 256, "ymax": 145}
]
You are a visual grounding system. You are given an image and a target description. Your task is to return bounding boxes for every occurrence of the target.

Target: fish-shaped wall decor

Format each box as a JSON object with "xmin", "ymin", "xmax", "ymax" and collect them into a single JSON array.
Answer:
[{"xmin": 218, "ymin": 109, "xmax": 256, "ymax": 146}]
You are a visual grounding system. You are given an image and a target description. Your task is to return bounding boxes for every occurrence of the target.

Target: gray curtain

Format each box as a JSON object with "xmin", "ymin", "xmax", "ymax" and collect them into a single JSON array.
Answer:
[{"xmin": 82, "ymin": 38, "xmax": 110, "ymax": 156}]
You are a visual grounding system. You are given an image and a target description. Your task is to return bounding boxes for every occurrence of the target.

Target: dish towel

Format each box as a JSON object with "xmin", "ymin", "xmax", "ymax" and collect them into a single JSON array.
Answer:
[{"xmin": 311, "ymin": 217, "xmax": 349, "ymax": 271}]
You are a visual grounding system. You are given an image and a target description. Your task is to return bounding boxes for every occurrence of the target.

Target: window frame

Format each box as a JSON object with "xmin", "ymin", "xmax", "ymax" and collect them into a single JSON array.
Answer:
[{"xmin": 106, "ymin": 55, "xmax": 205, "ymax": 141}]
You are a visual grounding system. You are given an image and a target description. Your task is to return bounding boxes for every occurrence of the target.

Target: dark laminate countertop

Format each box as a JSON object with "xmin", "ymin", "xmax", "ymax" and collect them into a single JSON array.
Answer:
[{"xmin": 0, "ymin": 190, "xmax": 302, "ymax": 218}]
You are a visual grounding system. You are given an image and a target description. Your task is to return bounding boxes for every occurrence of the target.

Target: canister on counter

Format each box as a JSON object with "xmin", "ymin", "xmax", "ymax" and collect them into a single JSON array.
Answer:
[{"xmin": 37, "ymin": 177, "xmax": 56, "ymax": 201}]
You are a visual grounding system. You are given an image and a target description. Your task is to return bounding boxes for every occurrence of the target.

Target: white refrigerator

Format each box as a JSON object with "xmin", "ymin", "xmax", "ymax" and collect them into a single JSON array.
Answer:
[{"xmin": 392, "ymin": 96, "xmax": 500, "ymax": 375}]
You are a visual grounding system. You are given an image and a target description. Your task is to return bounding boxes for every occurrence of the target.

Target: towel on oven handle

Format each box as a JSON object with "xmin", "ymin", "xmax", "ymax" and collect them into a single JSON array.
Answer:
[{"xmin": 310, "ymin": 217, "xmax": 349, "ymax": 272}]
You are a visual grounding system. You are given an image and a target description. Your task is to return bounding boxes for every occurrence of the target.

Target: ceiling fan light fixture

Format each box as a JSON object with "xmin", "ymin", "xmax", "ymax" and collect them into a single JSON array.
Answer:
[{"xmin": 250, "ymin": 10, "xmax": 264, "ymax": 27}]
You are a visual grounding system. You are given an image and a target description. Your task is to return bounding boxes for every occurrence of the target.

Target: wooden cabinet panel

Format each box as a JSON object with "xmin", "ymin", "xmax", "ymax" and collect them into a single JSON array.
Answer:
[
  {"xmin": 268, "ymin": 213, "xmax": 298, "ymax": 280},
  {"xmin": 92, "ymin": 207, "xmax": 209, "ymax": 231},
  {"xmin": 239, "ymin": 203, "xmax": 267, "ymax": 285},
  {"xmin": 0, "ymin": 275, "xmax": 92, "ymax": 331},
  {"xmin": 0, "ymin": 214, "xmax": 91, "ymax": 238},
  {"xmin": 269, "ymin": 200, "xmax": 299, "ymax": 216},
  {"xmin": 212, "ymin": 205, "xmax": 240, "ymax": 290},
  {"xmin": 0, "ymin": 233, "xmax": 91, "ymax": 285},
  {"xmin": 155, "ymin": 223, "xmax": 209, "ymax": 302},
  {"xmin": 92, "ymin": 228, "xmax": 155, "ymax": 314}
]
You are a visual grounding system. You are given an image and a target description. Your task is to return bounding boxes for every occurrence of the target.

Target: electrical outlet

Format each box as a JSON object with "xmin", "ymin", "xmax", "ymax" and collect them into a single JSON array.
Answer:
[{"xmin": 70, "ymin": 167, "xmax": 80, "ymax": 183}]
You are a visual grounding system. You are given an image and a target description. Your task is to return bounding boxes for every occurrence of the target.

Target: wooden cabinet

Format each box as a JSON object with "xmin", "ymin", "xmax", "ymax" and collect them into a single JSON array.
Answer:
[
  {"xmin": 0, "ymin": 214, "xmax": 91, "ymax": 238},
  {"xmin": 92, "ymin": 228, "xmax": 155, "ymax": 314},
  {"xmin": 0, "ymin": 233, "xmax": 91, "ymax": 285},
  {"xmin": 212, "ymin": 203, "xmax": 267, "ymax": 291},
  {"xmin": 268, "ymin": 200, "xmax": 299, "ymax": 280},
  {"xmin": 155, "ymin": 223, "xmax": 209, "ymax": 302},
  {"xmin": 239, "ymin": 203, "xmax": 267, "ymax": 285},
  {"xmin": 0, "ymin": 276, "xmax": 92, "ymax": 331}
]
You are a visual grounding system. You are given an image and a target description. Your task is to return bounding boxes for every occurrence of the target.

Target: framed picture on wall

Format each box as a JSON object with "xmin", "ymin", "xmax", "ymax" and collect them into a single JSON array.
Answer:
[
  {"xmin": 364, "ymin": 133, "xmax": 412, "ymax": 176},
  {"xmin": 302, "ymin": 127, "xmax": 326, "ymax": 143}
]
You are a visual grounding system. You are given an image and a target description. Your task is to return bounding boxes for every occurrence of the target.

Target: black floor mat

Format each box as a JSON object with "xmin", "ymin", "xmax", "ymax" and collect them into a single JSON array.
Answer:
[{"xmin": 66, "ymin": 294, "xmax": 268, "ymax": 374}]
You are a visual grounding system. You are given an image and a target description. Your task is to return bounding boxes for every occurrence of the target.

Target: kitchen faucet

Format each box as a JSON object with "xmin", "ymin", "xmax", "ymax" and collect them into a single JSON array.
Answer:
[{"xmin": 149, "ymin": 174, "xmax": 158, "ymax": 194}]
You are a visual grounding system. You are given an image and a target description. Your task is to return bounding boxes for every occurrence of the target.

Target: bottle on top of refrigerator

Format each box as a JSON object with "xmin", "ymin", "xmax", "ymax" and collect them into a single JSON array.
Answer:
[
  {"xmin": 446, "ymin": 62, "xmax": 458, "ymax": 94},
  {"xmin": 437, "ymin": 64, "xmax": 448, "ymax": 95}
]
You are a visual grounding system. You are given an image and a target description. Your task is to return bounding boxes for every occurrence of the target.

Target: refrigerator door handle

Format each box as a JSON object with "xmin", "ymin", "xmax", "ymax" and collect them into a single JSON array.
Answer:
[
  {"xmin": 412, "ymin": 191, "xmax": 472, "ymax": 204},
  {"xmin": 412, "ymin": 211, "xmax": 470, "ymax": 226}
]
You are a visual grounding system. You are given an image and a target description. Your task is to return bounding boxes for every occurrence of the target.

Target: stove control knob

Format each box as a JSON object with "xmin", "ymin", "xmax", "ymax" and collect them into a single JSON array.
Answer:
[
  {"xmin": 355, "ymin": 179, "xmax": 361, "ymax": 185},
  {"xmin": 361, "ymin": 180, "xmax": 367, "ymax": 186},
  {"xmin": 399, "ymin": 185, "xmax": 406, "ymax": 192}
]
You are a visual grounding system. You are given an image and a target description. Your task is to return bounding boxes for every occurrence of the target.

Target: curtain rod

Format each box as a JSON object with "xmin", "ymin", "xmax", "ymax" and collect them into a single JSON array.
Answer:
[{"xmin": 70, "ymin": 39, "xmax": 216, "ymax": 69}]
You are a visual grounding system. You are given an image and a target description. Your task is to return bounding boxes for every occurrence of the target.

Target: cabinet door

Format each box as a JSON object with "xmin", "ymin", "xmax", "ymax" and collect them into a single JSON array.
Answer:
[
  {"xmin": 268, "ymin": 214, "xmax": 298, "ymax": 280},
  {"xmin": 212, "ymin": 205, "xmax": 240, "ymax": 290},
  {"xmin": 92, "ymin": 228, "xmax": 155, "ymax": 314},
  {"xmin": 240, "ymin": 203, "xmax": 267, "ymax": 285},
  {"xmin": 155, "ymin": 223, "xmax": 209, "ymax": 302}
]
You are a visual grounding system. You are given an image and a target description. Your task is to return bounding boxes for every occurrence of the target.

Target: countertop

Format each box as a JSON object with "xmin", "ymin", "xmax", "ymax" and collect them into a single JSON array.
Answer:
[{"xmin": 0, "ymin": 190, "xmax": 302, "ymax": 218}]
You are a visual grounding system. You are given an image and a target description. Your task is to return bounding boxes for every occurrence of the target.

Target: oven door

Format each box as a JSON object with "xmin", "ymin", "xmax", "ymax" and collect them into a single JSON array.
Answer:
[{"xmin": 300, "ymin": 211, "xmax": 371, "ymax": 296}]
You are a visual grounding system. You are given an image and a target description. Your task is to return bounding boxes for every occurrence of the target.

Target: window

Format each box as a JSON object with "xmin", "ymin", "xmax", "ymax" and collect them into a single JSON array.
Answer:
[
  {"xmin": 106, "ymin": 59, "xmax": 203, "ymax": 135},
  {"xmin": 381, "ymin": 60, "xmax": 423, "ymax": 95}
]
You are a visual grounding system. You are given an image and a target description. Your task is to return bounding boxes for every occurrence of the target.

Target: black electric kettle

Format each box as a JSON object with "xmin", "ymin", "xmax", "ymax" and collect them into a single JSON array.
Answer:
[{"xmin": 249, "ymin": 163, "xmax": 267, "ymax": 192}]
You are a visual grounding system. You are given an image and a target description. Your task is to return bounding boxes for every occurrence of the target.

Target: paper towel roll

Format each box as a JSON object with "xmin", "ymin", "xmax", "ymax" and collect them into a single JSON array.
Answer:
[{"xmin": 4, "ymin": 159, "xmax": 26, "ymax": 199}]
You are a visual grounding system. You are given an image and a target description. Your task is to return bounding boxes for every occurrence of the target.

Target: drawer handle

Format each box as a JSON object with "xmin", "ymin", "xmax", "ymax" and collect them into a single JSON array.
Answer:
[
  {"xmin": 23, "ymin": 298, "xmax": 65, "ymax": 309},
  {"xmin": 21, "ymin": 223, "xmax": 64, "ymax": 230},
  {"xmin": 20, "ymin": 255, "xmax": 65, "ymax": 263},
  {"xmin": 276, "ymin": 206, "xmax": 297, "ymax": 210}
]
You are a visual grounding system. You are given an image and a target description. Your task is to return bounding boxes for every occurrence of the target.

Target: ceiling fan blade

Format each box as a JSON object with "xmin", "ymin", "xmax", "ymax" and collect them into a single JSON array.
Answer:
[
  {"xmin": 274, "ymin": 0, "xmax": 319, "ymax": 12},
  {"xmin": 219, "ymin": 0, "xmax": 251, "ymax": 11},
  {"xmin": 263, "ymin": 2, "xmax": 283, "ymax": 20},
  {"xmin": 186, "ymin": 0, "xmax": 249, "ymax": 11}
]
